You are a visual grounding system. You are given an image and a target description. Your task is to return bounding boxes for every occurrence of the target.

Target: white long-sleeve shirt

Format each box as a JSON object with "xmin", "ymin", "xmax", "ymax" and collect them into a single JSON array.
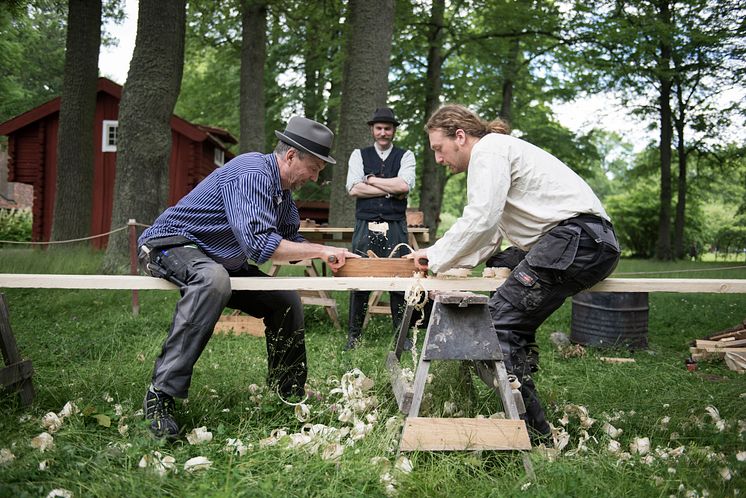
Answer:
[{"xmin": 427, "ymin": 133, "xmax": 609, "ymax": 274}]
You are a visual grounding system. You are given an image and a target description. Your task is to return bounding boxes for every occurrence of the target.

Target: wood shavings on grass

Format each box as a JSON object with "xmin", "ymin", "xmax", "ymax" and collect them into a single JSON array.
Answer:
[
  {"xmin": 294, "ymin": 403, "xmax": 310, "ymax": 422},
  {"xmin": 31, "ymin": 432, "xmax": 54, "ymax": 452},
  {"xmin": 138, "ymin": 451, "xmax": 176, "ymax": 476},
  {"xmin": 224, "ymin": 438, "xmax": 251, "ymax": 456},
  {"xmin": 184, "ymin": 456, "xmax": 212, "ymax": 472},
  {"xmin": 602, "ymin": 422, "xmax": 623, "ymax": 439},
  {"xmin": 0, "ymin": 448, "xmax": 15, "ymax": 465},
  {"xmin": 630, "ymin": 437, "xmax": 651, "ymax": 455},
  {"xmin": 186, "ymin": 426, "xmax": 213, "ymax": 445},
  {"xmin": 563, "ymin": 404, "xmax": 596, "ymax": 429},
  {"xmin": 45, "ymin": 489, "xmax": 72, "ymax": 498},
  {"xmin": 41, "ymin": 412, "xmax": 63, "ymax": 433}
]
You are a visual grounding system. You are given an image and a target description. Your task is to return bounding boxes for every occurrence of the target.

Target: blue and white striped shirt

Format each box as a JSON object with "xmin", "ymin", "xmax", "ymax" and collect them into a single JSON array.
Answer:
[{"xmin": 139, "ymin": 152, "xmax": 304, "ymax": 271}]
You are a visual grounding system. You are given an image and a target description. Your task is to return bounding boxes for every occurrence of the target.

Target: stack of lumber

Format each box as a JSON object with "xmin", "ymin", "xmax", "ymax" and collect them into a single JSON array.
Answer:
[{"xmin": 690, "ymin": 319, "xmax": 746, "ymax": 372}]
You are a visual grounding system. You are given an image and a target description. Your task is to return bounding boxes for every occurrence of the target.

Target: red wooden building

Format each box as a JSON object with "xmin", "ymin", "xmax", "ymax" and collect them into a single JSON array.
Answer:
[{"xmin": 0, "ymin": 77, "xmax": 236, "ymax": 248}]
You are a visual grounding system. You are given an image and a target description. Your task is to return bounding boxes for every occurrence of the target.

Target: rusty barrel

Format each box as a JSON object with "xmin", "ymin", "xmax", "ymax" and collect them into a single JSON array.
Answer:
[{"xmin": 570, "ymin": 291, "xmax": 649, "ymax": 350}]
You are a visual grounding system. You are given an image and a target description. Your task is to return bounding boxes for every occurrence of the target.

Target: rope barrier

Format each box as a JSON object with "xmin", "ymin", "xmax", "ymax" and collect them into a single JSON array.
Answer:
[{"xmin": 0, "ymin": 221, "xmax": 153, "ymax": 245}]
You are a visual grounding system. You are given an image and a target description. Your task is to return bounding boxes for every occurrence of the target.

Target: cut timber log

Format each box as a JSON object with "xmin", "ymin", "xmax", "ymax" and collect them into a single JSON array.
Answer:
[
  {"xmin": 695, "ymin": 339, "xmax": 746, "ymax": 349},
  {"xmin": 333, "ymin": 258, "xmax": 419, "ymax": 277},
  {"xmin": 599, "ymin": 357, "xmax": 636, "ymax": 364},
  {"xmin": 690, "ymin": 346, "xmax": 746, "ymax": 360}
]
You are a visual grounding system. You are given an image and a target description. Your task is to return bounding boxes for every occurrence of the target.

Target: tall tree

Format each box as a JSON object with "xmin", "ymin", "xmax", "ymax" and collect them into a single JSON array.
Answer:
[
  {"xmin": 328, "ymin": 0, "xmax": 395, "ymax": 227},
  {"xmin": 656, "ymin": 0, "xmax": 674, "ymax": 260},
  {"xmin": 418, "ymin": 0, "xmax": 446, "ymax": 238},
  {"xmin": 51, "ymin": 0, "xmax": 102, "ymax": 246},
  {"xmin": 0, "ymin": 2, "xmax": 67, "ymax": 123},
  {"xmin": 669, "ymin": 0, "xmax": 745, "ymax": 258},
  {"xmin": 239, "ymin": 0, "xmax": 266, "ymax": 153},
  {"xmin": 103, "ymin": 0, "xmax": 186, "ymax": 272}
]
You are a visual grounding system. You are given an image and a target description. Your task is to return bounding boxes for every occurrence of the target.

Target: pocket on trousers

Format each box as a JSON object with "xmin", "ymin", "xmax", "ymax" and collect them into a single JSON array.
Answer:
[
  {"xmin": 526, "ymin": 225, "xmax": 581, "ymax": 271},
  {"xmin": 497, "ymin": 263, "xmax": 547, "ymax": 312}
]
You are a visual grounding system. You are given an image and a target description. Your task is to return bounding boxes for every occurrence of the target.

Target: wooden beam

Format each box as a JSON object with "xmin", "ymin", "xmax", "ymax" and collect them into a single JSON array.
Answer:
[
  {"xmin": 399, "ymin": 417, "xmax": 531, "ymax": 451},
  {"xmin": 0, "ymin": 274, "xmax": 745, "ymax": 293}
]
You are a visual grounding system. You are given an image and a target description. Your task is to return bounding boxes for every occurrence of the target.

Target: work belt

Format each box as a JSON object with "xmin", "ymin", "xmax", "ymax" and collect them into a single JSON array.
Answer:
[
  {"xmin": 560, "ymin": 214, "xmax": 620, "ymax": 252},
  {"xmin": 138, "ymin": 235, "xmax": 196, "ymax": 287}
]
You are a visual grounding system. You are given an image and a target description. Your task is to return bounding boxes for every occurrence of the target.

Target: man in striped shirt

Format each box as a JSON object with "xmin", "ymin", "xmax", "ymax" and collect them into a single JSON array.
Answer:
[{"xmin": 138, "ymin": 116, "xmax": 356, "ymax": 439}]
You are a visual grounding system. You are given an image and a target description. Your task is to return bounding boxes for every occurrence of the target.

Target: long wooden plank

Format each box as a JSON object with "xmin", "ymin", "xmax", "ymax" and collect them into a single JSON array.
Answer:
[
  {"xmin": 1, "ymin": 274, "xmax": 746, "ymax": 293},
  {"xmin": 399, "ymin": 417, "xmax": 531, "ymax": 451}
]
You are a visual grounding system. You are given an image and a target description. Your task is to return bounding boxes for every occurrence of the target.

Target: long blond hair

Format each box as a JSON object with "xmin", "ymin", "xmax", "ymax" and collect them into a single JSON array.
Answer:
[{"xmin": 425, "ymin": 104, "xmax": 510, "ymax": 138}]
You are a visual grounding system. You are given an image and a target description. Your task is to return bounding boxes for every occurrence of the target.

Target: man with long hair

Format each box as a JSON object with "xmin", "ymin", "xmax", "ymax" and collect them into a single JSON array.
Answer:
[{"xmin": 409, "ymin": 104, "xmax": 620, "ymax": 442}]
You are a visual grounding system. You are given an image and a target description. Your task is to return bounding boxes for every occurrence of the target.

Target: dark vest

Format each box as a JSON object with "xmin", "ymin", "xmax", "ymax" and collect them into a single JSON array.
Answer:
[{"xmin": 355, "ymin": 146, "xmax": 408, "ymax": 221}]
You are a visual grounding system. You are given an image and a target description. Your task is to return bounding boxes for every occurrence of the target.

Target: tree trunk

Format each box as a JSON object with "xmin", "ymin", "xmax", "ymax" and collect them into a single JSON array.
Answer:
[
  {"xmin": 655, "ymin": 0, "xmax": 673, "ymax": 261},
  {"xmin": 673, "ymin": 88, "xmax": 687, "ymax": 260},
  {"xmin": 51, "ymin": 0, "xmax": 101, "ymax": 247},
  {"xmin": 499, "ymin": 38, "xmax": 521, "ymax": 124},
  {"xmin": 240, "ymin": 0, "xmax": 266, "ymax": 153},
  {"xmin": 328, "ymin": 0, "xmax": 395, "ymax": 227},
  {"xmin": 419, "ymin": 0, "xmax": 445, "ymax": 239},
  {"xmin": 103, "ymin": 0, "xmax": 186, "ymax": 273}
]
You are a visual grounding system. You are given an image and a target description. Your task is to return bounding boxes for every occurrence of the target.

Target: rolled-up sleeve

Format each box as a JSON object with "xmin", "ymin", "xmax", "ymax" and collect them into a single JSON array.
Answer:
[
  {"xmin": 398, "ymin": 150, "xmax": 416, "ymax": 191},
  {"xmin": 346, "ymin": 149, "xmax": 365, "ymax": 193}
]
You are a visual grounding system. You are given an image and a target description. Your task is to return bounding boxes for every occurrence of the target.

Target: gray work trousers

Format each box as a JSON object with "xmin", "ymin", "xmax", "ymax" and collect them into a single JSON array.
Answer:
[
  {"xmin": 489, "ymin": 217, "xmax": 620, "ymax": 437},
  {"xmin": 140, "ymin": 242, "xmax": 306, "ymax": 399}
]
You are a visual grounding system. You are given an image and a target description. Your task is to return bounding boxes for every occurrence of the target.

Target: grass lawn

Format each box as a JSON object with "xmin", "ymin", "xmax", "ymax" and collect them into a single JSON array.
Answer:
[{"xmin": 0, "ymin": 250, "xmax": 744, "ymax": 497}]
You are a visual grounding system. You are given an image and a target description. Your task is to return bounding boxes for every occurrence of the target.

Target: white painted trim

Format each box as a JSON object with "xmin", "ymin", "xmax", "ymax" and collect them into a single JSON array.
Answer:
[{"xmin": 101, "ymin": 120, "xmax": 118, "ymax": 152}]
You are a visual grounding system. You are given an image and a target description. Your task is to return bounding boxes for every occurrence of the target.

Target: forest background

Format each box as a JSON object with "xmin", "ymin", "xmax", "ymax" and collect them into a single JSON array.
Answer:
[{"xmin": 0, "ymin": 0, "xmax": 744, "ymax": 270}]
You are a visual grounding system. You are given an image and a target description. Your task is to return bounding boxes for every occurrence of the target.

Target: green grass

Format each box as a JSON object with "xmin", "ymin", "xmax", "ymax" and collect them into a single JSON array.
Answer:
[{"xmin": 0, "ymin": 250, "xmax": 745, "ymax": 497}]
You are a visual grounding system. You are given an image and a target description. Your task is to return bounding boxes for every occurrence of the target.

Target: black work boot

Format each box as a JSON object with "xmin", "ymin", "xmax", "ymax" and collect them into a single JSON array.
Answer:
[{"xmin": 143, "ymin": 386, "xmax": 180, "ymax": 439}]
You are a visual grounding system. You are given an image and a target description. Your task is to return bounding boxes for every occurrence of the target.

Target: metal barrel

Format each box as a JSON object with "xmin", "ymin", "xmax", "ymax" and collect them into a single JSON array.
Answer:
[{"xmin": 570, "ymin": 291, "xmax": 649, "ymax": 350}]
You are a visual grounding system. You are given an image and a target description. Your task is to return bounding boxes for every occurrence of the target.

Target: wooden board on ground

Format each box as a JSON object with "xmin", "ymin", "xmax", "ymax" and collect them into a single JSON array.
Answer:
[
  {"xmin": 724, "ymin": 352, "xmax": 746, "ymax": 373},
  {"xmin": 334, "ymin": 258, "xmax": 420, "ymax": 277},
  {"xmin": 213, "ymin": 314, "xmax": 265, "ymax": 337},
  {"xmin": 695, "ymin": 339, "xmax": 746, "ymax": 348},
  {"xmin": 399, "ymin": 417, "xmax": 531, "ymax": 451}
]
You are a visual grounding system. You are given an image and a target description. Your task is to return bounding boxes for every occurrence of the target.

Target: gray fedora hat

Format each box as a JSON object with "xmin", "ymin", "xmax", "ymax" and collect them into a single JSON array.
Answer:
[
  {"xmin": 367, "ymin": 107, "xmax": 400, "ymax": 127},
  {"xmin": 275, "ymin": 116, "xmax": 336, "ymax": 164}
]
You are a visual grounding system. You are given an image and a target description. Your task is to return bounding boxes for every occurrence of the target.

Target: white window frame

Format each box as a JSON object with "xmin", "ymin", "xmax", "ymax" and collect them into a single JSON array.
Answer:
[
  {"xmin": 214, "ymin": 147, "xmax": 225, "ymax": 167},
  {"xmin": 102, "ymin": 120, "xmax": 118, "ymax": 152}
]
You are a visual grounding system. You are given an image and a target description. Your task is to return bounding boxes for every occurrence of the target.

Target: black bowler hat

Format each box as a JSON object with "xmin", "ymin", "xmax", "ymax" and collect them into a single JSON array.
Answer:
[
  {"xmin": 367, "ymin": 107, "xmax": 400, "ymax": 127},
  {"xmin": 275, "ymin": 116, "xmax": 336, "ymax": 164}
]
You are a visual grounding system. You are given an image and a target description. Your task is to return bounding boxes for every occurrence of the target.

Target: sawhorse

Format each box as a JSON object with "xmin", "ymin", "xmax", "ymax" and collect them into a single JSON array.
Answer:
[
  {"xmin": 0, "ymin": 293, "xmax": 35, "ymax": 406},
  {"xmin": 387, "ymin": 291, "xmax": 533, "ymax": 472}
]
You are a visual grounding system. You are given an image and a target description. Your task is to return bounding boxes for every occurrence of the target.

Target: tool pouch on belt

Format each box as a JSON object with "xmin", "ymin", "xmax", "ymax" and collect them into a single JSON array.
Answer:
[
  {"xmin": 525, "ymin": 224, "xmax": 582, "ymax": 271},
  {"xmin": 138, "ymin": 235, "xmax": 194, "ymax": 285}
]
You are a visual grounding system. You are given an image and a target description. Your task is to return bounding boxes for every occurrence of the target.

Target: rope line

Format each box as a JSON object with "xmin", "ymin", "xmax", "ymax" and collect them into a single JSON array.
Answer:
[
  {"xmin": 0, "ymin": 225, "xmax": 128, "ymax": 245},
  {"xmin": 0, "ymin": 221, "xmax": 153, "ymax": 245}
]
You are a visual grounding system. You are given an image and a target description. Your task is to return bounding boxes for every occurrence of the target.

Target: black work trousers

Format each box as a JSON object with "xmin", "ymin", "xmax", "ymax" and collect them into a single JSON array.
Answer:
[
  {"xmin": 348, "ymin": 218, "xmax": 410, "ymax": 341},
  {"xmin": 489, "ymin": 218, "xmax": 620, "ymax": 438},
  {"xmin": 140, "ymin": 242, "xmax": 306, "ymax": 399}
]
